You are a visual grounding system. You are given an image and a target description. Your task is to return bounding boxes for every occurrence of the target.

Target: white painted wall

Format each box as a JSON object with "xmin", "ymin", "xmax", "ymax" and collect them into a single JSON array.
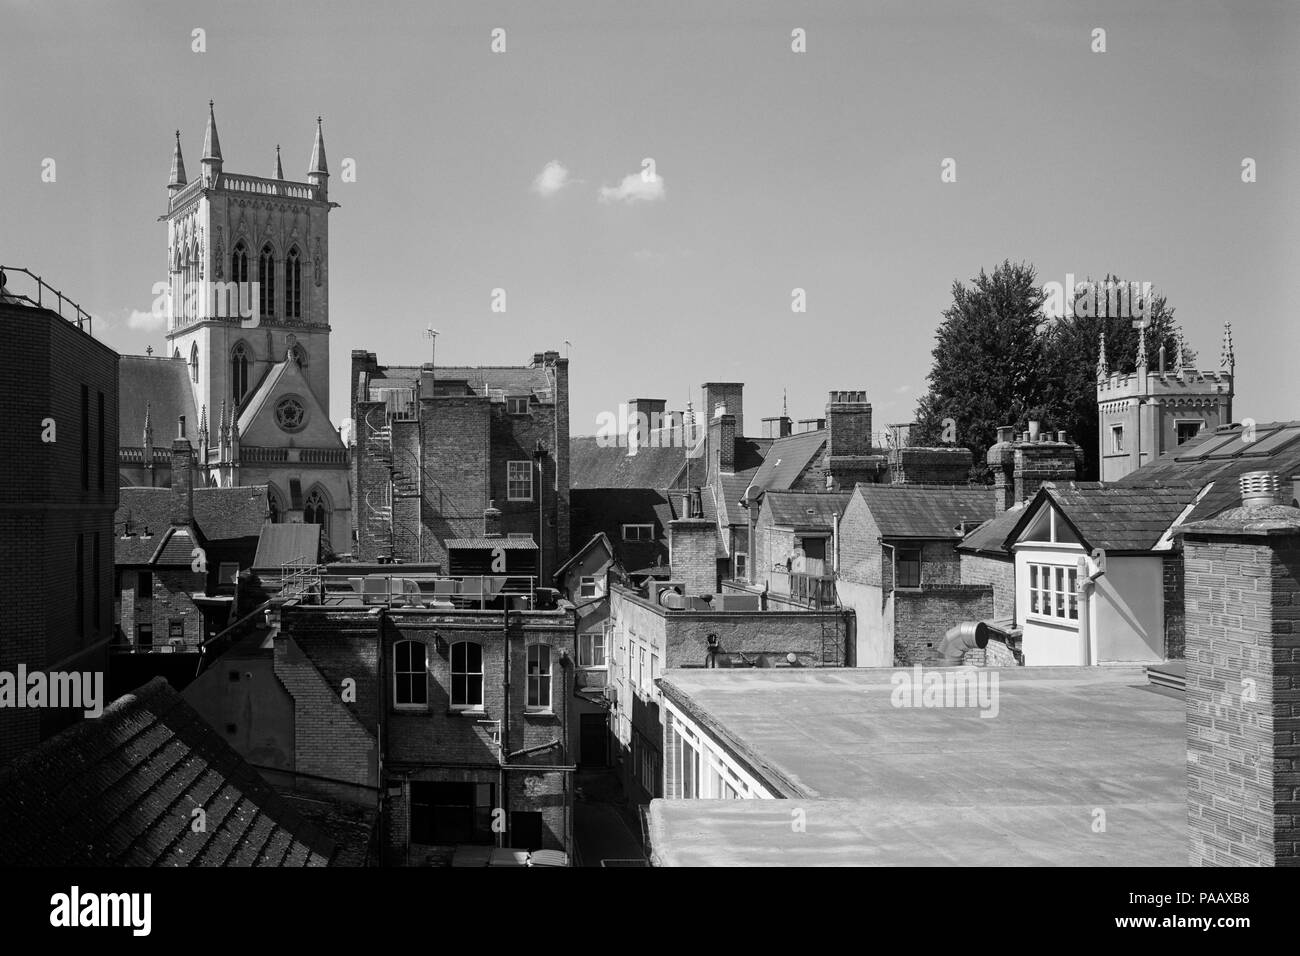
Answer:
[
  {"xmin": 1091, "ymin": 555, "xmax": 1164, "ymax": 662},
  {"xmin": 836, "ymin": 580, "xmax": 886, "ymax": 666}
]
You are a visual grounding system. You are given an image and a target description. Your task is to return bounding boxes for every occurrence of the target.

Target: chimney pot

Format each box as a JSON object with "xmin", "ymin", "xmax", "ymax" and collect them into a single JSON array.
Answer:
[
  {"xmin": 1239, "ymin": 470, "xmax": 1280, "ymax": 509},
  {"xmin": 997, "ymin": 426, "xmax": 1014, "ymax": 444},
  {"xmin": 178, "ymin": 416, "xmax": 186, "ymax": 439}
]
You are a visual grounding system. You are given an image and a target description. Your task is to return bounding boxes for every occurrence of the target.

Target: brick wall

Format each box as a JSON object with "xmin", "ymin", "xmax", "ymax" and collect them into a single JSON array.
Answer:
[
  {"xmin": 422, "ymin": 396, "xmax": 491, "ymax": 569},
  {"xmin": 889, "ymin": 446, "xmax": 972, "ymax": 485},
  {"xmin": 1161, "ymin": 551, "xmax": 1185, "ymax": 660},
  {"xmin": 1181, "ymin": 522, "xmax": 1300, "ymax": 866},
  {"xmin": 670, "ymin": 519, "xmax": 718, "ymax": 596},
  {"xmin": 837, "ymin": 491, "xmax": 882, "ymax": 587},
  {"xmin": 707, "ymin": 413, "xmax": 736, "ymax": 476},
  {"xmin": 892, "ymin": 585, "xmax": 994, "ymax": 666},
  {"xmin": 960, "ymin": 552, "xmax": 1016, "ymax": 621}
]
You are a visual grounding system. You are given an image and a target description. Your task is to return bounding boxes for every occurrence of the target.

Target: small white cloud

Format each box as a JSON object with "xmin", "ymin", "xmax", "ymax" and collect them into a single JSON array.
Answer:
[
  {"xmin": 532, "ymin": 160, "xmax": 572, "ymax": 197},
  {"xmin": 127, "ymin": 309, "xmax": 165, "ymax": 331},
  {"xmin": 894, "ymin": 384, "xmax": 911, "ymax": 394},
  {"xmin": 599, "ymin": 170, "xmax": 665, "ymax": 204}
]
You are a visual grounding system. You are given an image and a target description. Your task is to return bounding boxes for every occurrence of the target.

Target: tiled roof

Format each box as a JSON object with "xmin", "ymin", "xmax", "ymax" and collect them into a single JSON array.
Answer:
[
  {"xmin": 1116, "ymin": 421, "xmax": 1300, "ymax": 523},
  {"xmin": 552, "ymin": 532, "xmax": 615, "ymax": 580},
  {"xmin": 855, "ymin": 484, "xmax": 997, "ymax": 539},
  {"xmin": 154, "ymin": 525, "xmax": 201, "ymax": 566},
  {"xmin": 1033, "ymin": 482, "xmax": 1203, "ymax": 553},
  {"xmin": 958, "ymin": 502, "xmax": 1028, "ymax": 556},
  {"xmin": 118, "ymin": 355, "xmax": 198, "ymax": 447},
  {"xmin": 569, "ymin": 436, "xmax": 693, "ymax": 489},
  {"xmin": 763, "ymin": 490, "xmax": 853, "ymax": 529},
  {"xmin": 747, "ymin": 430, "xmax": 827, "ymax": 495},
  {"xmin": 253, "ymin": 523, "xmax": 322, "ymax": 569},
  {"xmin": 0, "ymin": 678, "xmax": 348, "ymax": 866},
  {"xmin": 116, "ymin": 487, "xmax": 269, "ymax": 565}
]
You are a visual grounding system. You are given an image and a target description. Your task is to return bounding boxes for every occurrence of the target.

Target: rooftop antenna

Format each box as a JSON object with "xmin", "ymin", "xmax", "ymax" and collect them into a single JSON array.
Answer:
[
  {"xmin": 425, "ymin": 327, "xmax": 439, "ymax": 395},
  {"xmin": 564, "ymin": 339, "xmax": 571, "ymax": 360}
]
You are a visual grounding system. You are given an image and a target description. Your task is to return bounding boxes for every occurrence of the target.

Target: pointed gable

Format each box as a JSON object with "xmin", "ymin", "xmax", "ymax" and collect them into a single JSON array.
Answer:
[{"xmin": 237, "ymin": 359, "xmax": 344, "ymax": 449}]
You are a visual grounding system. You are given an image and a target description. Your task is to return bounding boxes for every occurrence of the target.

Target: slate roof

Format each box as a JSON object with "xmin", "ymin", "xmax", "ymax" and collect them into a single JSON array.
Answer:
[
  {"xmin": 569, "ymin": 436, "xmax": 693, "ymax": 489},
  {"xmin": 116, "ymin": 486, "xmax": 269, "ymax": 565},
  {"xmin": 552, "ymin": 532, "xmax": 616, "ymax": 581},
  {"xmin": 747, "ymin": 430, "xmax": 827, "ymax": 495},
  {"xmin": 253, "ymin": 523, "xmax": 322, "ymax": 569},
  {"xmin": 0, "ymin": 678, "xmax": 353, "ymax": 866},
  {"xmin": 1116, "ymin": 421, "xmax": 1300, "ymax": 523},
  {"xmin": 854, "ymin": 484, "xmax": 997, "ymax": 539},
  {"xmin": 1031, "ymin": 482, "xmax": 1203, "ymax": 553},
  {"xmin": 763, "ymin": 491, "xmax": 853, "ymax": 530},
  {"xmin": 957, "ymin": 502, "xmax": 1028, "ymax": 557},
  {"xmin": 118, "ymin": 355, "xmax": 198, "ymax": 446}
]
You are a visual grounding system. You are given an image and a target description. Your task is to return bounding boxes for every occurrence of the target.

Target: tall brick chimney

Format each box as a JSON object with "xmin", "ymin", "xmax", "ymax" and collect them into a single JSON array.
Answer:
[
  {"xmin": 1178, "ymin": 470, "xmax": 1300, "ymax": 865},
  {"xmin": 707, "ymin": 408, "xmax": 736, "ymax": 476},
  {"xmin": 171, "ymin": 417, "xmax": 194, "ymax": 527},
  {"xmin": 627, "ymin": 398, "xmax": 667, "ymax": 450},
  {"xmin": 669, "ymin": 518, "xmax": 718, "ymax": 597},
  {"xmin": 701, "ymin": 383, "xmax": 744, "ymax": 439},
  {"xmin": 823, "ymin": 390, "xmax": 879, "ymax": 490},
  {"xmin": 988, "ymin": 426, "xmax": 1078, "ymax": 511}
]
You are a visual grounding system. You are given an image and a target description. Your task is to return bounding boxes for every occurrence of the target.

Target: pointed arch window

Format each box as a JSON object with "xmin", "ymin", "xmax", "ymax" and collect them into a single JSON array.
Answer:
[
  {"xmin": 304, "ymin": 488, "xmax": 329, "ymax": 536},
  {"xmin": 285, "ymin": 247, "xmax": 302, "ymax": 319},
  {"xmin": 231, "ymin": 342, "xmax": 250, "ymax": 403},
  {"xmin": 259, "ymin": 244, "xmax": 276, "ymax": 319},
  {"xmin": 268, "ymin": 487, "xmax": 284, "ymax": 524},
  {"xmin": 231, "ymin": 241, "xmax": 249, "ymax": 317},
  {"xmin": 189, "ymin": 342, "xmax": 199, "ymax": 384}
]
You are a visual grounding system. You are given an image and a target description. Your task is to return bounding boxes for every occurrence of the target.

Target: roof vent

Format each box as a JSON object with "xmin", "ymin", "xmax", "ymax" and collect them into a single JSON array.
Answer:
[{"xmin": 1239, "ymin": 470, "xmax": 1280, "ymax": 509}]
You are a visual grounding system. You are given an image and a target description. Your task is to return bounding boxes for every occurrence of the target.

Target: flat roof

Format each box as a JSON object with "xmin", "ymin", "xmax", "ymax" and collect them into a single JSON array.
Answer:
[{"xmin": 650, "ymin": 666, "xmax": 1186, "ymax": 866}]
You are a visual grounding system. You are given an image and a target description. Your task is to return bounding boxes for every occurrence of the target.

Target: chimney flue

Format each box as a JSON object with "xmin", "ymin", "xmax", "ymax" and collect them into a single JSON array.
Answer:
[
  {"xmin": 178, "ymin": 415, "xmax": 186, "ymax": 439},
  {"xmin": 1239, "ymin": 470, "xmax": 1280, "ymax": 509}
]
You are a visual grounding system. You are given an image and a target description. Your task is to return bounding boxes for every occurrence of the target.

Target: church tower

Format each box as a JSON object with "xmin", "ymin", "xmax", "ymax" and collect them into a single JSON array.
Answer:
[
  {"xmin": 1096, "ymin": 323, "xmax": 1235, "ymax": 481},
  {"xmin": 152, "ymin": 103, "xmax": 351, "ymax": 555},
  {"xmin": 163, "ymin": 102, "xmax": 336, "ymax": 422}
]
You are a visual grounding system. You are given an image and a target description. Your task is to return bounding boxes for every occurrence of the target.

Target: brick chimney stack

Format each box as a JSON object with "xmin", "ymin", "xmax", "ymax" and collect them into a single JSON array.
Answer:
[
  {"xmin": 1177, "ymin": 470, "xmax": 1300, "ymax": 865},
  {"xmin": 823, "ymin": 390, "xmax": 879, "ymax": 490},
  {"xmin": 483, "ymin": 501, "xmax": 502, "ymax": 537},
  {"xmin": 669, "ymin": 518, "xmax": 718, "ymax": 597},
  {"xmin": 988, "ymin": 426, "xmax": 1079, "ymax": 511},
  {"xmin": 707, "ymin": 407, "xmax": 736, "ymax": 476},
  {"xmin": 171, "ymin": 417, "xmax": 194, "ymax": 527}
]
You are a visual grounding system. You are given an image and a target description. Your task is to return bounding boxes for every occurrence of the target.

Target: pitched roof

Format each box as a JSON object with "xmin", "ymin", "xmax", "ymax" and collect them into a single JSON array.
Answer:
[
  {"xmin": 1116, "ymin": 421, "xmax": 1300, "ymax": 523},
  {"xmin": 0, "ymin": 678, "xmax": 349, "ymax": 866},
  {"xmin": 763, "ymin": 491, "xmax": 853, "ymax": 530},
  {"xmin": 118, "ymin": 355, "xmax": 198, "ymax": 447},
  {"xmin": 552, "ymin": 532, "xmax": 616, "ymax": 581},
  {"xmin": 253, "ymin": 523, "xmax": 322, "ymax": 569},
  {"xmin": 854, "ymin": 484, "xmax": 997, "ymax": 539},
  {"xmin": 116, "ymin": 486, "xmax": 268, "ymax": 565},
  {"xmin": 957, "ymin": 502, "xmax": 1028, "ymax": 557},
  {"xmin": 1024, "ymin": 482, "xmax": 1203, "ymax": 553},
  {"xmin": 747, "ymin": 430, "xmax": 827, "ymax": 495},
  {"xmin": 569, "ymin": 436, "xmax": 692, "ymax": 489}
]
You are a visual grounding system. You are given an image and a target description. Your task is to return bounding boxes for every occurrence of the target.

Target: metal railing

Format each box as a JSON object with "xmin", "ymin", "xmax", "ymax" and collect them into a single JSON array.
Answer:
[
  {"xmin": 0, "ymin": 265, "xmax": 93, "ymax": 332},
  {"xmin": 788, "ymin": 572, "xmax": 838, "ymax": 608},
  {"xmin": 307, "ymin": 572, "xmax": 542, "ymax": 610}
]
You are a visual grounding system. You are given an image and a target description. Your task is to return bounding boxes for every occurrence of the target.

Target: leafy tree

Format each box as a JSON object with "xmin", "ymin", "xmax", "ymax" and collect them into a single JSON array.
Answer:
[{"xmin": 912, "ymin": 260, "xmax": 1048, "ymax": 478}]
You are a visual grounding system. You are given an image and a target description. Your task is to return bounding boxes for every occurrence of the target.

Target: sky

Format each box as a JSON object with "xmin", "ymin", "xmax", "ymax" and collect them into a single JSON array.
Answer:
[{"xmin": 2, "ymin": 0, "xmax": 1297, "ymax": 437}]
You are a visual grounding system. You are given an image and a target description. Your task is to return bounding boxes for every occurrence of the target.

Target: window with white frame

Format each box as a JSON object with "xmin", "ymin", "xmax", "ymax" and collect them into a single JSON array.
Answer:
[
  {"xmin": 1028, "ymin": 563, "xmax": 1079, "ymax": 621},
  {"xmin": 1111, "ymin": 425, "xmax": 1124, "ymax": 453},
  {"xmin": 579, "ymin": 575, "xmax": 598, "ymax": 598},
  {"xmin": 526, "ymin": 643, "xmax": 552, "ymax": 711},
  {"xmin": 735, "ymin": 552, "xmax": 748, "ymax": 580},
  {"xmin": 507, "ymin": 461, "xmax": 533, "ymax": 501},
  {"xmin": 622, "ymin": 524, "xmax": 653, "ymax": 541},
  {"xmin": 451, "ymin": 641, "xmax": 484, "ymax": 710},
  {"xmin": 638, "ymin": 647, "xmax": 647, "ymax": 692},
  {"xmin": 579, "ymin": 631, "xmax": 606, "ymax": 668},
  {"xmin": 506, "ymin": 396, "xmax": 529, "ymax": 415},
  {"xmin": 394, "ymin": 640, "xmax": 427, "ymax": 708}
]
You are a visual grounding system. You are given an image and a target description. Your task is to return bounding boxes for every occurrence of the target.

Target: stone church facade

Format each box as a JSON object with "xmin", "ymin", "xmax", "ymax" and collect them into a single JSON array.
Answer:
[{"xmin": 118, "ymin": 102, "xmax": 351, "ymax": 556}]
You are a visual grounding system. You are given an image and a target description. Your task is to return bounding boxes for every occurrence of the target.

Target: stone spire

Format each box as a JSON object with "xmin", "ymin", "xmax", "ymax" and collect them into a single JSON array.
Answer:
[
  {"xmin": 143, "ymin": 401, "xmax": 155, "ymax": 485},
  {"xmin": 1221, "ymin": 321, "xmax": 1235, "ymax": 371},
  {"xmin": 307, "ymin": 116, "xmax": 328, "ymax": 194},
  {"xmin": 168, "ymin": 129, "xmax": 187, "ymax": 192},
  {"xmin": 1173, "ymin": 331, "xmax": 1185, "ymax": 374},
  {"xmin": 218, "ymin": 398, "xmax": 230, "ymax": 460},
  {"xmin": 274, "ymin": 144, "xmax": 284, "ymax": 181},
  {"xmin": 1135, "ymin": 324, "xmax": 1148, "ymax": 370},
  {"xmin": 1096, "ymin": 328, "xmax": 1108, "ymax": 381},
  {"xmin": 201, "ymin": 100, "xmax": 223, "ymax": 184}
]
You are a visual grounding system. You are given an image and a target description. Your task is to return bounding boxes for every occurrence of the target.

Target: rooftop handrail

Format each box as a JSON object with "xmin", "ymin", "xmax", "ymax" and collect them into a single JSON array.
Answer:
[{"xmin": 0, "ymin": 265, "xmax": 93, "ymax": 333}]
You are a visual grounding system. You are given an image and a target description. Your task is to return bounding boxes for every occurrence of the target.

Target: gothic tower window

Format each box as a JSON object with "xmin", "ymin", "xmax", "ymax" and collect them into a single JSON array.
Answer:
[
  {"xmin": 304, "ymin": 489, "xmax": 329, "ymax": 536},
  {"xmin": 259, "ymin": 243, "xmax": 276, "ymax": 319},
  {"xmin": 189, "ymin": 342, "xmax": 199, "ymax": 384},
  {"xmin": 268, "ymin": 487, "xmax": 284, "ymax": 524},
  {"xmin": 285, "ymin": 246, "xmax": 302, "ymax": 319},
  {"xmin": 231, "ymin": 241, "xmax": 249, "ymax": 316},
  {"xmin": 231, "ymin": 342, "xmax": 250, "ymax": 403}
]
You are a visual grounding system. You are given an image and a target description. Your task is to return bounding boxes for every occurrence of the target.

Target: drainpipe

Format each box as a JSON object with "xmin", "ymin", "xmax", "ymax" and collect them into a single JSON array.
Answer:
[{"xmin": 500, "ymin": 605, "xmax": 510, "ymax": 848}]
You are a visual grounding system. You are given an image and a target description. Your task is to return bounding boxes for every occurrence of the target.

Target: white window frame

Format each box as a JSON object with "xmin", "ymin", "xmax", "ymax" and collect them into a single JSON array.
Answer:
[
  {"xmin": 450, "ymin": 641, "xmax": 485, "ymax": 711},
  {"xmin": 393, "ymin": 640, "xmax": 428, "ymax": 709},
  {"xmin": 526, "ymin": 643, "xmax": 553, "ymax": 712},
  {"xmin": 579, "ymin": 575, "xmax": 598, "ymax": 598},
  {"xmin": 734, "ymin": 552, "xmax": 748, "ymax": 580},
  {"xmin": 1111, "ymin": 424, "xmax": 1124, "ymax": 453},
  {"xmin": 579, "ymin": 631, "xmax": 607, "ymax": 668},
  {"xmin": 506, "ymin": 396, "xmax": 529, "ymax": 415},
  {"xmin": 507, "ymin": 460, "xmax": 533, "ymax": 501},
  {"xmin": 622, "ymin": 523, "xmax": 653, "ymax": 542},
  {"xmin": 1027, "ymin": 562, "xmax": 1079, "ymax": 622}
]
